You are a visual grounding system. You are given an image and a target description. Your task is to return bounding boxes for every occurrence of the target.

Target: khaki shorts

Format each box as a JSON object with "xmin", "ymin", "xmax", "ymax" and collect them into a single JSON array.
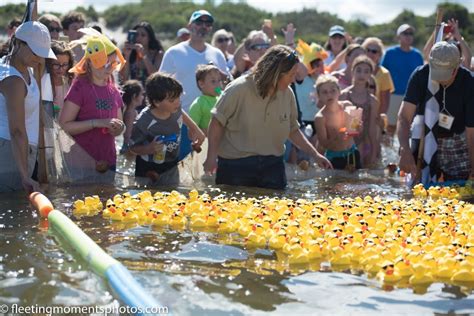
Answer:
[
  {"xmin": 387, "ymin": 94, "xmax": 404, "ymax": 126},
  {"xmin": 0, "ymin": 138, "xmax": 37, "ymax": 192}
]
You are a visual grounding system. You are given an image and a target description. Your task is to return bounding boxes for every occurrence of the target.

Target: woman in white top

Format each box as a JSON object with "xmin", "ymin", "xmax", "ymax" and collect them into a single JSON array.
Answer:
[{"xmin": 0, "ymin": 21, "xmax": 56, "ymax": 193}]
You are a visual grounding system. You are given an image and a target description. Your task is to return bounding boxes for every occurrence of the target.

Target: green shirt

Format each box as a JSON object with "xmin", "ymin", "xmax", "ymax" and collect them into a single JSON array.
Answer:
[{"xmin": 188, "ymin": 95, "xmax": 218, "ymax": 129}]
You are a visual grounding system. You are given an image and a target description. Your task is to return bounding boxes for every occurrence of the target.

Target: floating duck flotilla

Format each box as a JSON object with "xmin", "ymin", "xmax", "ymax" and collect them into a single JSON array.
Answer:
[{"xmin": 72, "ymin": 185, "xmax": 474, "ymax": 289}]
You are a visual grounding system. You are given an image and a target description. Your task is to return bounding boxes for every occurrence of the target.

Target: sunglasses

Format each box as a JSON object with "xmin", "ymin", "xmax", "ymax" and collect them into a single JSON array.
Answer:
[
  {"xmin": 194, "ymin": 20, "xmax": 213, "ymax": 27},
  {"xmin": 51, "ymin": 62, "xmax": 69, "ymax": 70},
  {"xmin": 367, "ymin": 48, "xmax": 380, "ymax": 54},
  {"xmin": 368, "ymin": 84, "xmax": 376, "ymax": 89},
  {"xmin": 216, "ymin": 37, "xmax": 229, "ymax": 43},
  {"xmin": 249, "ymin": 43, "xmax": 270, "ymax": 51},
  {"xmin": 48, "ymin": 27, "xmax": 62, "ymax": 33},
  {"xmin": 401, "ymin": 32, "xmax": 414, "ymax": 36}
]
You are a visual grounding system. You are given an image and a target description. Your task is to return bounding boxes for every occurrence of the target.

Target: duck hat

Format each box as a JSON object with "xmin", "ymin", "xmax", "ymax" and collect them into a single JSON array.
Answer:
[
  {"xmin": 189, "ymin": 10, "xmax": 214, "ymax": 24},
  {"xmin": 429, "ymin": 41, "xmax": 461, "ymax": 82},
  {"xmin": 69, "ymin": 28, "xmax": 125, "ymax": 75},
  {"xmin": 15, "ymin": 21, "xmax": 56, "ymax": 59},
  {"xmin": 296, "ymin": 39, "xmax": 328, "ymax": 73}
]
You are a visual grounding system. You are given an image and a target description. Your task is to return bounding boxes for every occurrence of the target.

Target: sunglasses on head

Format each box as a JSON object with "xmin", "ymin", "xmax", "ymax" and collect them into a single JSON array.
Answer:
[
  {"xmin": 367, "ymin": 48, "xmax": 380, "ymax": 54},
  {"xmin": 49, "ymin": 26, "xmax": 62, "ymax": 33},
  {"xmin": 249, "ymin": 43, "xmax": 270, "ymax": 51},
  {"xmin": 216, "ymin": 37, "xmax": 229, "ymax": 43},
  {"xmin": 288, "ymin": 50, "xmax": 299, "ymax": 63},
  {"xmin": 194, "ymin": 19, "xmax": 213, "ymax": 27}
]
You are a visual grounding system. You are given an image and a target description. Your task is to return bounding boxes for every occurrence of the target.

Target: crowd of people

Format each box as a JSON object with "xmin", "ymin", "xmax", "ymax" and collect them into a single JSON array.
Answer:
[{"xmin": 0, "ymin": 8, "xmax": 473, "ymax": 193}]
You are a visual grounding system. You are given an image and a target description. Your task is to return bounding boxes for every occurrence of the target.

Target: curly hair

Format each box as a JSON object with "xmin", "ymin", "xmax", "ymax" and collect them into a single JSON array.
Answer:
[{"xmin": 252, "ymin": 45, "xmax": 300, "ymax": 99}]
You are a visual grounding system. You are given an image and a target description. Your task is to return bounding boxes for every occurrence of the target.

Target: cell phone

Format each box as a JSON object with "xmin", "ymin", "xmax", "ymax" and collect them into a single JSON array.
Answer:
[
  {"xmin": 127, "ymin": 30, "xmax": 137, "ymax": 44},
  {"xmin": 443, "ymin": 24, "xmax": 452, "ymax": 34}
]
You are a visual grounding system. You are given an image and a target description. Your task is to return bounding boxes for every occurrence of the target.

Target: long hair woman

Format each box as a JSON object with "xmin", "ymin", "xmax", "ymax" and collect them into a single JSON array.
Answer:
[{"xmin": 204, "ymin": 45, "xmax": 332, "ymax": 189}]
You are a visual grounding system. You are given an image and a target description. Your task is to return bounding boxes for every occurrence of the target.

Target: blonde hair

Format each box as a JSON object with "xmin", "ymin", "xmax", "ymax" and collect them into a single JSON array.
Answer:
[
  {"xmin": 362, "ymin": 37, "xmax": 385, "ymax": 55},
  {"xmin": 196, "ymin": 64, "xmax": 221, "ymax": 86},
  {"xmin": 211, "ymin": 29, "xmax": 230, "ymax": 46},
  {"xmin": 315, "ymin": 74, "xmax": 340, "ymax": 95},
  {"xmin": 351, "ymin": 55, "xmax": 375, "ymax": 73},
  {"xmin": 252, "ymin": 45, "xmax": 299, "ymax": 99}
]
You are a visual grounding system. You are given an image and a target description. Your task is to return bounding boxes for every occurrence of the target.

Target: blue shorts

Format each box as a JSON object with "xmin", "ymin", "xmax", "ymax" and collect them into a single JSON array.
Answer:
[
  {"xmin": 216, "ymin": 155, "xmax": 287, "ymax": 190},
  {"xmin": 325, "ymin": 144, "xmax": 361, "ymax": 170}
]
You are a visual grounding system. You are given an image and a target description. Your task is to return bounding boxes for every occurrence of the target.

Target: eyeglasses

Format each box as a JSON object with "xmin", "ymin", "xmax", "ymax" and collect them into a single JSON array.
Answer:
[
  {"xmin": 249, "ymin": 43, "xmax": 270, "ymax": 51},
  {"xmin": 48, "ymin": 27, "xmax": 62, "ymax": 33},
  {"xmin": 51, "ymin": 62, "xmax": 69, "ymax": 70},
  {"xmin": 401, "ymin": 32, "xmax": 414, "ymax": 36},
  {"xmin": 194, "ymin": 20, "xmax": 213, "ymax": 27},
  {"xmin": 367, "ymin": 48, "xmax": 380, "ymax": 54},
  {"xmin": 216, "ymin": 37, "xmax": 229, "ymax": 43}
]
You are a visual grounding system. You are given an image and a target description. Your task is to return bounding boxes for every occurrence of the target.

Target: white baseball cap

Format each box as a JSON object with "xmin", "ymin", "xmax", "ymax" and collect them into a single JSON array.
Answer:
[{"xmin": 15, "ymin": 21, "xmax": 56, "ymax": 59}]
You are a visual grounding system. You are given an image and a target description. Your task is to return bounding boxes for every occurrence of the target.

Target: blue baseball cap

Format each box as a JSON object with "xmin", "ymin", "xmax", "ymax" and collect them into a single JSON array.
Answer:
[{"xmin": 189, "ymin": 10, "xmax": 214, "ymax": 24}]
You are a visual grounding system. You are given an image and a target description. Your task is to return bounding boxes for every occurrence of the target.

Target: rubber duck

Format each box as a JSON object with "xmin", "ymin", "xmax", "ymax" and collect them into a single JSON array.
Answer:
[
  {"xmin": 409, "ymin": 263, "xmax": 433, "ymax": 285},
  {"xmin": 378, "ymin": 261, "xmax": 401, "ymax": 284}
]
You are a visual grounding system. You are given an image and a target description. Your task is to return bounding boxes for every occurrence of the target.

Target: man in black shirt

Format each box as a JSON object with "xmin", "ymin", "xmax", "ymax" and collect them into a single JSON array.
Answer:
[{"xmin": 398, "ymin": 41, "xmax": 474, "ymax": 182}]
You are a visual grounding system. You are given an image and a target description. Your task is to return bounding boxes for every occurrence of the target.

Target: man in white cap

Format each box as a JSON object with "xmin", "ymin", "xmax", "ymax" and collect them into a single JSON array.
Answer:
[
  {"xmin": 159, "ymin": 9, "xmax": 229, "ymax": 159},
  {"xmin": 398, "ymin": 41, "xmax": 474, "ymax": 183},
  {"xmin": 0, "ymin": 21, "xmax": 56, "ymax": 193},
  {"xmin": 382, "ymin": 24, "xmax": 423, "ymax": 134}
]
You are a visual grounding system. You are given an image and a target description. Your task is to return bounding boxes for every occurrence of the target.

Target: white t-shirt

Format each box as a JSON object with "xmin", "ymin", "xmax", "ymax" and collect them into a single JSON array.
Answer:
[
  {"xmin": 0, "ymin": 61, "xmax": 40, "ymax": 145},
  {"xmin": 159, "ymin": 41, "xmax": 228, "ymax": 112}
]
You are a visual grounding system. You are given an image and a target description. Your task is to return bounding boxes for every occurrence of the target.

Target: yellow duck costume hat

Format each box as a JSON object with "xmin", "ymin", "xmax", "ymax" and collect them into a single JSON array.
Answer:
[
  {"xmin": 69, "ymin": 28, "xmax": 125, "ymax": 75},
  {"xmin": 296, "ymin": 39, "xmax": 328, "ymax": 74}
]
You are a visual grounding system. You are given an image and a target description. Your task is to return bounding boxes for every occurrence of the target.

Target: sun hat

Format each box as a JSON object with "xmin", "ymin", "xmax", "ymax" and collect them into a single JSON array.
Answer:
[
  {"xmin": 189, "ymin": 10, "xmax": 214, "ymax": 24},
  {"xmin": 328, "ymin": 25, "xmax": 345, "ymax": 37},
  {"xmin": 429, "ymin": 41, "xmax": 461, "ymax": 81},
  {"xmin": 15, "ymin": 21, "xmax": 56, "ymax": 59},
  {"xmin": 396, "ymin": 24, "xmax": 414, "ymax": 36}
]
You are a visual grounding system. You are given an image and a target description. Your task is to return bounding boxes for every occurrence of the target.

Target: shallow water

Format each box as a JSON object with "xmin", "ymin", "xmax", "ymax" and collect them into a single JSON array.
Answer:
[{"xmin": 1, "ymin": 145, "xmax": 474, "ymax": 315}]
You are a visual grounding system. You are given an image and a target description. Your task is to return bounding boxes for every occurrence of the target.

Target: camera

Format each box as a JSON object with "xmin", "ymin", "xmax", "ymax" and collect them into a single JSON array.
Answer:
[{"xmin": 127, "ymin": 30, "xmax": 137, "ymax": 44}]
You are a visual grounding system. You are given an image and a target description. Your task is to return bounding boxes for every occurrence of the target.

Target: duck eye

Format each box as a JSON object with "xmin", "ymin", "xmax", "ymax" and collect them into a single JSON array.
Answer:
[
  {"xmin": 87, "ymin": 47, "xmax": 93, "ymax": 54},
  {"xmin": 94, "ymin": 44, "xmax": 100, "ymax": 52}
]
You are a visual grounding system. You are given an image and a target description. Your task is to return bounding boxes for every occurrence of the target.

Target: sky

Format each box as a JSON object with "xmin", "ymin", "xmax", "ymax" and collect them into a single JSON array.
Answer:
[{"xmin": 1, "ymin": 0, "xmax": 473, "ymax": 25}]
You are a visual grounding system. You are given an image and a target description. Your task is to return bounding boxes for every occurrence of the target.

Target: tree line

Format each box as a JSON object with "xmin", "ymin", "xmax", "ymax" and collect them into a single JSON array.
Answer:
[{"xmin": 1, "ymin": 1, "xmax": 473, "ymax": 50}]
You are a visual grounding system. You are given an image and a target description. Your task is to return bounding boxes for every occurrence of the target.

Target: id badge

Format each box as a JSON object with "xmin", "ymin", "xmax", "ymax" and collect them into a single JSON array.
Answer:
[{"xmin": 438, "ymin": 113, "xmax": 454, "ymax": 130}]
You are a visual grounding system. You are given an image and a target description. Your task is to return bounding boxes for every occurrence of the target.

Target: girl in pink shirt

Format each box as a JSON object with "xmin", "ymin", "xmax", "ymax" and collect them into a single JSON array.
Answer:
[{"xmin": 59, "ymin": 32, "xmax": 126, "ymax": 172}]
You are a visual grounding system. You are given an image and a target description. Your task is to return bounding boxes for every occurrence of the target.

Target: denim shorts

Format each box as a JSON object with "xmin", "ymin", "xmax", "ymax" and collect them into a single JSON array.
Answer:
[{"xmin": 216, "ymin": 155, "xmax": 287, "ymax": 190}]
